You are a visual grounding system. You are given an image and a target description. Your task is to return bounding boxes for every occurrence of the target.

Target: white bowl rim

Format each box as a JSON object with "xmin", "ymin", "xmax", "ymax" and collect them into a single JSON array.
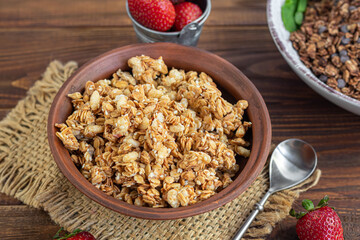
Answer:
[{"xmin": 266, "ymin": 0, "xmax": 360, "ymax": 113}]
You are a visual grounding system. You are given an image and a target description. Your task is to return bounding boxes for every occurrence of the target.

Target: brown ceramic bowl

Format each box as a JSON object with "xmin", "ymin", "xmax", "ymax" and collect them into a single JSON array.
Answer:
[{"xmin": 48, "ymin": 43, "xmax": 271, "ymax": 220}]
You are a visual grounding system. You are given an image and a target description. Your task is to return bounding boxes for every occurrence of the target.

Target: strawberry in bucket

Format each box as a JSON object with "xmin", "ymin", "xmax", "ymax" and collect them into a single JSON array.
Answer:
[
  {"xmin": 128, "ymin": 0, "xmax": 203, "ymax": 32},
  {"xmin": 174, "ymin": 2, "xmax": 203, "ymax": 31},
  {"xmin": 128, "ymin": 0, "xmax": 176, "ymax": 32}
]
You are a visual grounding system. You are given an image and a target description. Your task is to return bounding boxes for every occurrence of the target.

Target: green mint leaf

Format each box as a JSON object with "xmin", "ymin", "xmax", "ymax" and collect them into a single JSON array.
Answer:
[
  {"xmin": 281, "ymin": 6, "xmax": 298, "ymax": 32},
  {"xmin": 281, "ymin": 0, "xmax": 299, "ymax": 32},
  {"xmin": 294, "ymin": 12, "xmax": 303, "ymax": 25},
  {"xmin": 302, "ymin": 199, "xmax": 314, "ymax": 211},
  {"xmin": 297, "ymin": 0, "xmax": 308, "ymax": 12},
  {"xmin": 285, "ymin": 0, "xmax": 299, "ymax": 12}
]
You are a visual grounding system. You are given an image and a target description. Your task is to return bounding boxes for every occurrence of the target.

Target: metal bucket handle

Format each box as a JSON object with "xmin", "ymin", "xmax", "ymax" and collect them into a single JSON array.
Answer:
[{"xmin": 179, "ymin": 0, "xmax": 212, "ymax": 38}]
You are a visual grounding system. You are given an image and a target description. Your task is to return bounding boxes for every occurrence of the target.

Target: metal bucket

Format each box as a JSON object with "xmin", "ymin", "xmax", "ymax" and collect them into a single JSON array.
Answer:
[{"xmin": 126, "ymin": 0, "xmax": 211, "ymax": 46}]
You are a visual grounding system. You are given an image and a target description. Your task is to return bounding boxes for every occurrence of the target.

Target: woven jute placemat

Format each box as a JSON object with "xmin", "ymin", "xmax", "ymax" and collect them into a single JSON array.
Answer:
[{"xmin": 0, "ymin": 60, "xmax": 321, "ymax": 240}]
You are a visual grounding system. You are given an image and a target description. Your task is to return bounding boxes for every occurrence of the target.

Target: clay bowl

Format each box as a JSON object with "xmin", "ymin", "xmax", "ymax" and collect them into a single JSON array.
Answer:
[{"xmin": 48, "ymin": 43, "xmax": 272, "ymax": 220}]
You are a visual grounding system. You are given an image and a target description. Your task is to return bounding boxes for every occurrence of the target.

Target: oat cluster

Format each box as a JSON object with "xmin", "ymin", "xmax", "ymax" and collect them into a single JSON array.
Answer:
[
  {"xmin": 56, "ymin": 55, "xmax": 251, "ymax": 208},
  {"xmin": 290, "ymin": 0, "xmax": 360, "ymax": 100}
]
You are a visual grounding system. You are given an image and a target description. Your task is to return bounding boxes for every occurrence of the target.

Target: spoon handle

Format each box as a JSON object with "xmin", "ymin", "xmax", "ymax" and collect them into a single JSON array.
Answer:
[{"xmin": 232, "ymin": 191, "xmax": 273, "ymax": 240}]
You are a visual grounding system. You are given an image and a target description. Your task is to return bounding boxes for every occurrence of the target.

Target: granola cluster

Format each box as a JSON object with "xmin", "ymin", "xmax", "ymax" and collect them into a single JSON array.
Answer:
[
  {"xmin": 290, "ymin": 0, "xmax": 360, "ymax": 100},
  {"xmin": 56, "ymin": 56, "xmax": 251, "ymax": 208}
]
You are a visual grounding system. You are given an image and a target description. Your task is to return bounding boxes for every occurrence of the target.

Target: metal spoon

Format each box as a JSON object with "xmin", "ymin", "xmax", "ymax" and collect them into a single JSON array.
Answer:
[{"xmin": 232, "ymin": 139, "xmax": 317, "ymax": 240}]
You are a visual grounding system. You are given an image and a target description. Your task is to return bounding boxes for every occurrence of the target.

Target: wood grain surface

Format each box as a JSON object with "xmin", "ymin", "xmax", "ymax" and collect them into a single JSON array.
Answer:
[{"xmin": 0, "ymin": 0, "xmax": 359, "ymax": 239}]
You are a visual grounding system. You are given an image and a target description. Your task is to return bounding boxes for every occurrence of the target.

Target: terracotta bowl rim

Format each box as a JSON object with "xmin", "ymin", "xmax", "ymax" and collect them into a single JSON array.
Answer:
[{"xmin": 47, "ymin": 42, "xmax": 272, "ymax": 220}]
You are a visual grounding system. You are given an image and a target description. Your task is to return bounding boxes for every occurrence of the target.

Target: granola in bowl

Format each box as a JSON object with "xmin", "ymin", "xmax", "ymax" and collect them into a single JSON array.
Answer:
[{"xmin": 55, "ymin": 55, "xmax": 251, "ymax": 208}]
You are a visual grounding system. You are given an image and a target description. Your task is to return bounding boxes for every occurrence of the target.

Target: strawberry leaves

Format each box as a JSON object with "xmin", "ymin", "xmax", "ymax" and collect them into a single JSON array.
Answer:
[
  {"xmin": 290, "ymin": 195, "xmax": 331, "ymax": 219},
  {"xmin": 53, "ymin": 228, "xmax": 64, "ymax": 239},
  {"xmin": 302, "ymin": 199, "xmax": 314, "ymax": 211},
  {"xmin": 290, "ymin": 209, "xmax": 306, "ymax": 219},
  {"xmin": 317, "ymin": 195, "xmax": 329, "ymax": 208},
  {"xmin": 53, "ymin": 228, "xmax": 83, "ymax": 240}
]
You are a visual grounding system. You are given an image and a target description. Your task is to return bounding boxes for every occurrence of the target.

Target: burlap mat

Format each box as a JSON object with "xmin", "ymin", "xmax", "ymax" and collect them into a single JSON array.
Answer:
[{"xmin": 0, "ymin": 60, "xmax": 321, "ymax": 240}]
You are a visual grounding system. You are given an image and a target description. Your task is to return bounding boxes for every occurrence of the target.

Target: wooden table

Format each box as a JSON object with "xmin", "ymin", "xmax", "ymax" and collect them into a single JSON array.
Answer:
[{"xmin": 0, "ymin": 0, "xmax": 359, "ymax": 239}]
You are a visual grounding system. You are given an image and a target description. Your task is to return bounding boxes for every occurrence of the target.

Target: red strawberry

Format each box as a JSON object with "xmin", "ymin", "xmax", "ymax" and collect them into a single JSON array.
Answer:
[
  {"xmin": 66, "ymin": 232, "xmax": 96, "ymax": 240},
  {"xmin": 174, "ymin": 2, "xmax": 203, "ymax": 31},
  {"xmin": 290, "ymin": 196, "xmax": 344, "ymax": 240},
  {"xmin": 53, "ymin": 228, "xmax": 96, "ymax": 240},
  {"xmin": 128, "ymin": 0, "xmax": 176, "ymax": 32}
]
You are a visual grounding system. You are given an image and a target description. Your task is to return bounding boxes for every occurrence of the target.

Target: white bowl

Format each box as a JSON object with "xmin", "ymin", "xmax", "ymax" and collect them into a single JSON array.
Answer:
[{"xmin": 267, "ymin": 0, "xmax": 360, "ymax": 115}]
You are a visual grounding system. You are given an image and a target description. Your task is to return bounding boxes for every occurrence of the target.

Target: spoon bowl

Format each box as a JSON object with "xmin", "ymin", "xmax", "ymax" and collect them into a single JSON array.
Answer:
[
  {"xmin": 269, "ymin": 139, "xmax": 317, "ymax": 193},
  {"xmin": 233, "ymin": 139, "xmax": 317, "ymax": 240}
]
